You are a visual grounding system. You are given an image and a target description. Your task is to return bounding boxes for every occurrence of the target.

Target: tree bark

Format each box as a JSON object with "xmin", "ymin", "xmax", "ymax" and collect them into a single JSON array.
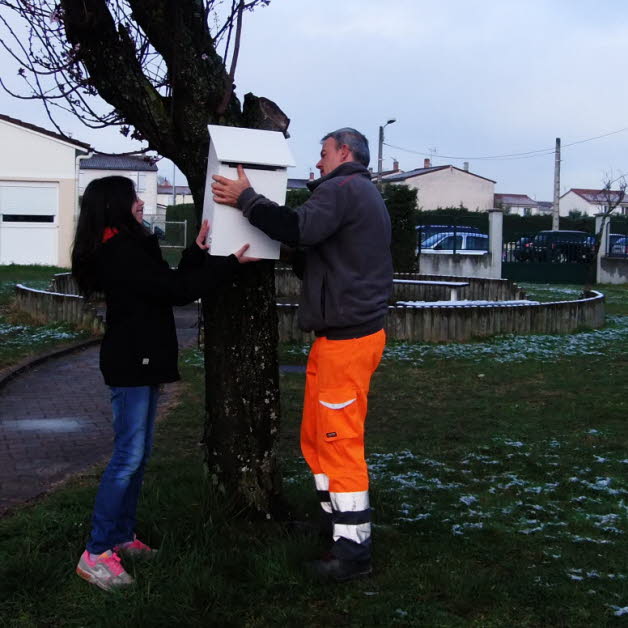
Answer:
[
  {"xmin": 60, "ymin": 0, "xmax": 289, "ymax": 517},
  {"xmin": 202, "ymin": 261, "xmax": 282, "ymax": 516}
]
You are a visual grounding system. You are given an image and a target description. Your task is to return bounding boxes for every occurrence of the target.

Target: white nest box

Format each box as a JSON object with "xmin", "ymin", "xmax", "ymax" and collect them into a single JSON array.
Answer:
[{"xmin": 202, "ymin": 125, "xmax": 295, "ymax": 259}]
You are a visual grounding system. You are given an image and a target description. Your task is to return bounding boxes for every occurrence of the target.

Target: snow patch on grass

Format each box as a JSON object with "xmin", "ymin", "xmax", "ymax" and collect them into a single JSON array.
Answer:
[
  {"xmin": 0, "ymin": 320, "xmax": 83, "ymax": 345},
  {"xmin": 383, "ymin": 316, "xmax": 628, "ymax": 365}
]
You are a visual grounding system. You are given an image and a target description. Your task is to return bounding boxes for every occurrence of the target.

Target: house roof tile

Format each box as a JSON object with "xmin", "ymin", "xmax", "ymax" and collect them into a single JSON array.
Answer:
[
  {"xmin": 563, "ymin": 188, "xmax": 627, "ymax": 204},
  {"xmin": 288, "ymin": 178, "xmax": 310, "ymax": 189},
  {"xmin": 494, "ymin": 193, "xmax": 537, "ymax": 207},
  {"xmin": 158, "ymin": 184, "xmax": 191, "ymax": 195},
  {"xmin": 383, "ymin": 164, "xmax": 496, "ymax": 184},
  {"xmin": 81, "ymin": 153, "xmax": 158, "ymax": 171}
]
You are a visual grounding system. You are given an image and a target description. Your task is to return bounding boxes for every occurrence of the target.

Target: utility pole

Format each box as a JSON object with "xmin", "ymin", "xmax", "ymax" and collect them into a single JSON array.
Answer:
[
  {"xmin": 377, "ymin": 118, "xmax": 396, "ymax": 186},
  {"xmin": 552, "ymin": 137, "xmax": 561, "ymax": 231},
  {"xmin": 172, "ymin": 161, "xmax": 176, "ymax": 206}
]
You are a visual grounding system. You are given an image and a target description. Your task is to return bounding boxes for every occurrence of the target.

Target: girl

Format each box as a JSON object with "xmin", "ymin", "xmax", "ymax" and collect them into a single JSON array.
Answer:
[{"xmin": 71, "ymin": 175, "xmax": 252, "ymax": 591}]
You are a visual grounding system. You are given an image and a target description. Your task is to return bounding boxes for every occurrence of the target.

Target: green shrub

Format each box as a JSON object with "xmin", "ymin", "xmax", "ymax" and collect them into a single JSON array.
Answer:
[
  {"xmin": 382, "ymin": 184, "xmax": 420, "ymax": 272},
  {"xmin": 285, "ymin": 188, "xmax": 311, "ymax": 208}
]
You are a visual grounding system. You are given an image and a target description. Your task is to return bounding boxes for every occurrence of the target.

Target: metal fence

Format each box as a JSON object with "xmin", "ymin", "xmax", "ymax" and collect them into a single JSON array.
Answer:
[
  {"xmin": 503, "ymin": 231, "xmax": 595, "ymax": 264},
  {"xmin": 142, "ymin": 216, "xmax": 188, "ymax": 248}
]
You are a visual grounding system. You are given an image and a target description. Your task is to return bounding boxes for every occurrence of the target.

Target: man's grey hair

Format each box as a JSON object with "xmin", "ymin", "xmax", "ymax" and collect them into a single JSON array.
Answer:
[{"xmin": 321, "ymin": 128, "xmax": 370, "ymax": 167}]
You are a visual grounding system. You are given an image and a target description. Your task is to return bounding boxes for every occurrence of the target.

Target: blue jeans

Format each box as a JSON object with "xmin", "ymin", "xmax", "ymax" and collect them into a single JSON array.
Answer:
[{"xmin": 87, "ymin": 386, "xmax": 159, "ymax": 554}]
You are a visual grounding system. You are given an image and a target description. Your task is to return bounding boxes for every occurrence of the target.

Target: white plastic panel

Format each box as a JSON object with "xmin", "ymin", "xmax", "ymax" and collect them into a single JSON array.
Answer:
[
  {"xmin": 207, "ymin": 125, "xmax": 295, "ymax": 168},
  {"xmin": 0, "ymin": 223, "xmax": 57, "ymax": 265},
  {"xmin": 202, "ymin": 126, "xmax": 294, "ymax": 259},
  {"xmin": 0, "ymin": 183, "xmax": 58, "ymax": 215}
]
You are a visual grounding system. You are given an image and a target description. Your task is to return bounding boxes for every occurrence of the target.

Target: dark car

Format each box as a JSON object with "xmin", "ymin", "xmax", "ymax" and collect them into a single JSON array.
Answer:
[
  {"xmin": 528, "ymin": 230, "xmax": 595, "ymax": 263},
  {"xmin": 507, "ymin": 235, "xmax": 535, "ymax": 262}
]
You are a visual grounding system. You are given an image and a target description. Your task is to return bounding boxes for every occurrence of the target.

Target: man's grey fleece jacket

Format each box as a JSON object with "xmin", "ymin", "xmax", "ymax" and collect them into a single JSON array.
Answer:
[{"xmin": 237, "ymin": 161, "xmax": 393, "ymax": 340}]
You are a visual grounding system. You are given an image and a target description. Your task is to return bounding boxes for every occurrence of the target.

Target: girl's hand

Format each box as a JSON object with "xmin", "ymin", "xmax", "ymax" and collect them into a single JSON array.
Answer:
[
  {"xmin": 234, "ymin": 243, "xmax": 260, "ymax": 264},
  {"xmin": 196, "ymin": 219, "xmax": 210, "ymax": 250}
]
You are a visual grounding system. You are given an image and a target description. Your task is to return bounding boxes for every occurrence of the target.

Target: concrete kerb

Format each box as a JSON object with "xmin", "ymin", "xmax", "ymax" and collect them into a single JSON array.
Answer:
[{"xmin": 0, "ymin": 336, "xmax": 102, "ymax": 393}]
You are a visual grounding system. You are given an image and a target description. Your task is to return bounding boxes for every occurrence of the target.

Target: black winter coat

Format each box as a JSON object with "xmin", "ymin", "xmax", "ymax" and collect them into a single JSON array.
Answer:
[{"xmin": 95, "ymin": 232, "xmax": 238, "ymax": 387}]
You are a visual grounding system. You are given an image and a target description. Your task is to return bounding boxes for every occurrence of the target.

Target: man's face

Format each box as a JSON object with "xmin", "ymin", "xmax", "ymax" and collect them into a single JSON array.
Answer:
[{"xmin": 316, "ymin": 138, "xmax": 348, "ymax": 176}]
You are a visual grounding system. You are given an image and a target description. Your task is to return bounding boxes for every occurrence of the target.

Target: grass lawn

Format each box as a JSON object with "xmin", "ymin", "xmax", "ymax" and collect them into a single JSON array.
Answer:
[
  {"xmin": 2, "ymin": 283, "xmax": 628, "ymax": 625},
  {"xmin": 0, "ymin": 265, "xmax": 93, "ymax": 370}
]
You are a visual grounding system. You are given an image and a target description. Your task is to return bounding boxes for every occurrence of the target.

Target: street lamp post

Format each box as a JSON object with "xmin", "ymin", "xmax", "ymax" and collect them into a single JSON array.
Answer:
[{"xmin": 377, "ymin": 118, "xmax": 396, "ymax": 187}]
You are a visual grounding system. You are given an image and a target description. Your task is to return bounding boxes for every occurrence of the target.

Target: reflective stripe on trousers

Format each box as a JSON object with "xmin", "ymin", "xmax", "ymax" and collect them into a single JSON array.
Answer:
[{"xmin": 302, "ymin": 330, "xmax": 385, "ymax": 561}]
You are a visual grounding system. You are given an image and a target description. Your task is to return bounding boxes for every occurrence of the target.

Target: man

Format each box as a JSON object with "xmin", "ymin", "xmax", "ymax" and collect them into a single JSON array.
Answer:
[{"xmin": 212, "ymin": 127, "xmax": 393, "ymax": 582}]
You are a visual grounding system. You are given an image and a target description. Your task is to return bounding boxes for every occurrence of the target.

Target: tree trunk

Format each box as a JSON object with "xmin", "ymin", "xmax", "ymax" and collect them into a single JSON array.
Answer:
[
  {"xmin": 187, "ymin": 94, "xmax": 290, "ymax": 516},
  {"xmin": 183, "ymin": 170, "xmax": 284, "ymax": 517},
  {"xmin": 202, "ymin": 261, "xmax": 282, "ymax": 516}
]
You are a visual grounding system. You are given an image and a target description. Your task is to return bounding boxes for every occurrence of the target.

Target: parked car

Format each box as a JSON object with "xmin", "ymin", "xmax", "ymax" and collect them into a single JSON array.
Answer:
[
  {"xmin": 610, "ymin": 235, "xmax": 628, "ymax": 256},
  {"xmin": 527, "ymin": 230, "xmax": 594, "ymax": 263},
  {"xmin": 507, "ymin": 235, "xmax": 535, "ymax": 262},
  {"xmin": 419, "ymin": 231, "xmax": 489, "ymax": 254},
  {"xmin": 416, "ymin": 224, "xmax": 481, "ymax": 244},
  {"xmin": 143, "ymin": 219, "xmax": 166, "ymax": 240}
]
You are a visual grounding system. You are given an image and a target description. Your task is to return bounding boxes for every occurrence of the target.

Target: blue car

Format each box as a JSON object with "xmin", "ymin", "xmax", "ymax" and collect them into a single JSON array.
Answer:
[
  {"xmin": 416, "ymin": 224, "xmax": 481, "ymax": 244},
  {"xmin": 419, "ymin": 231, "xmax": 489, "ymax": 253}
]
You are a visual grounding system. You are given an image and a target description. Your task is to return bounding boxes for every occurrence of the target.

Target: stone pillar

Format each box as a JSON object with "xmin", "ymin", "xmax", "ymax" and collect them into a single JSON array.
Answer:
[
  {"xmin": 488, "ymin": 209, "xmax": 504, "ymax": 279},
  {"xmin": 595, "ymin": 213, "xmax": 610, "ymax": 284}
]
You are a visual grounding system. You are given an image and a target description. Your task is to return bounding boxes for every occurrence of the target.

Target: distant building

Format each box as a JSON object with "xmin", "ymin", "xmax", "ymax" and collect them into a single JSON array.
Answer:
[
  {"xmin": 79, "ymin": 153, "xmax": 159, "ymax": 216},
  {"xmin": 536, "ymin": 201, "xmax": 553, "ymax": 214},
  {"xmin": 369, "ymin": 159, "xmax": 403, "ymax": 181},
  {"xmin": 287, "ymin": 171, "xmax": 316, "ymax": 190},
  {"xmin": 157, "ymin": 181, "xmax": 193, "ymax": 208},
  {"xmin": 494, "ymin": 193, "xmax": 539, "ymax": 216},
  {"xmin": 559, "ymin": 188, "xmax": 628, "ymax": 217},
  {"xmin": 382, "ymin": 159, "xmax": 495, "ymax": 211},
  {"xmin": 0, "ymin": 113, "xmax": 91, "ymax": 266}
]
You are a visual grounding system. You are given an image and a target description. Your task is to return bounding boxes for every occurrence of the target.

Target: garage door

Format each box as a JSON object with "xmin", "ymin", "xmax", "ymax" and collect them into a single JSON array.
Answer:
[{"xmin": 0, "ymin": 182, "xmax": 58, "ymax": 265}]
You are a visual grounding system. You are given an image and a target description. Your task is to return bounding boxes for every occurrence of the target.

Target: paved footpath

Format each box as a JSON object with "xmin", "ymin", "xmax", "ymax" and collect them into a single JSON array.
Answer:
[{"xmin": 0, "ymin": 304, "xmax": 200, "ymax": 515}]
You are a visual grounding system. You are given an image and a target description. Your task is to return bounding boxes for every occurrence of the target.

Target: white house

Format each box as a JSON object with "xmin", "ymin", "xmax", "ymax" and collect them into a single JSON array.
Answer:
[
  {"xmin": 0, "ymin": 114, "xmax": 92, "ymax": 267},
  {"xmin": 79, "ymin": 153, "xmax": 159, "ymax": 218},
  {"xmin": 559, "ymin": 188, "xmax": 628, "ymax": 217},
  {"xmin": 287, "ymin": 172, "xmax": 316, "ymax": 190},
  {"xmin": 382, "ymin": 159, "xmax": 495, "ymax": 211},
  {"xmin": 157, "ymin": 181, "xmax": 193, "ymax": 209},
  {"xmin": 494, "ymin": 193, "xmax": 544, "ymax": 216}
]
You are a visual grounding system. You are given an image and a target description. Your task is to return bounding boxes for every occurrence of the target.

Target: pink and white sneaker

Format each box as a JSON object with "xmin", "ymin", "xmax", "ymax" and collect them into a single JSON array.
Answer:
[
  {"xmin": 114, "ymin": 535, "xmax": 157, "ymax": 558},
  {"xmin": 76, "ymin": 550, "xmax": 134, "ymax": 591}
]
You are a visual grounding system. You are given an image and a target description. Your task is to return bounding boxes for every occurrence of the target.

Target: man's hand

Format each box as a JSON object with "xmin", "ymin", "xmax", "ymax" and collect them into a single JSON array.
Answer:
[
  {"xmin": 233, "ymin": 243, "xmax": 260, "ymax": 264},
  {"xmin": 212, "ymin": 164, "xmax": 251, "ymax": 208},
  {"xmin": 195, "ymin": 219, "xmax": 211, "ymax": 250}
]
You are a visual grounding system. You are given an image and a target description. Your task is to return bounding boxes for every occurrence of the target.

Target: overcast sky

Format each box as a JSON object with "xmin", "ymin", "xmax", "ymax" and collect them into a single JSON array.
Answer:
[{"xmin": 2, "ymin": 0, "xmax": 628, "ymax": 201}]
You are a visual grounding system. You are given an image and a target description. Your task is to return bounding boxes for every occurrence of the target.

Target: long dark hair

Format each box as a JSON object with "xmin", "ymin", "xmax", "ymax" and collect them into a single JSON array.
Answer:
[{"xmin": 71, "ymin": 176, "xmax": 146, "ymax": 297}]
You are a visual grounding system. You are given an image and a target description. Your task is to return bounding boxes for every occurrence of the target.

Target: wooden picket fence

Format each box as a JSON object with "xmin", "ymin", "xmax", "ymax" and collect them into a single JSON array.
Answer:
[{"xmin": 15, "ymin": 273, "xmax": 605, "ymax": 344}]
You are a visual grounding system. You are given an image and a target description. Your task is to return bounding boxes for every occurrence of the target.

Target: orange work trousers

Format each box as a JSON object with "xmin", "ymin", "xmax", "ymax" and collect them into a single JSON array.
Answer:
[
  {"xmin": 300, "ymin": 329, "xmax": 385, "ymax": 560},
  {"xmin": 301, "ymin": 329, "xmax": 385, "ymax": 491}
]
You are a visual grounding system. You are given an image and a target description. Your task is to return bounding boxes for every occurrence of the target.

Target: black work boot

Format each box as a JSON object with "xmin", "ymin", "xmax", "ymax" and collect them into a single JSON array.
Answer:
[{"xmin": 308, "ymin": 553, "xmax": 372, "ymax": 582}]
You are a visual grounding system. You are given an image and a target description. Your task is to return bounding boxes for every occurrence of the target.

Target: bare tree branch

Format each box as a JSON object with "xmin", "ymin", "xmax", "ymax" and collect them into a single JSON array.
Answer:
[
  {"xmin": 0, "ymin": 0, "xmax": 272, "ymax": 146},
  {"xmin": 216, "ymin": 0, "xmax": 243, "ymax": 116}
]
